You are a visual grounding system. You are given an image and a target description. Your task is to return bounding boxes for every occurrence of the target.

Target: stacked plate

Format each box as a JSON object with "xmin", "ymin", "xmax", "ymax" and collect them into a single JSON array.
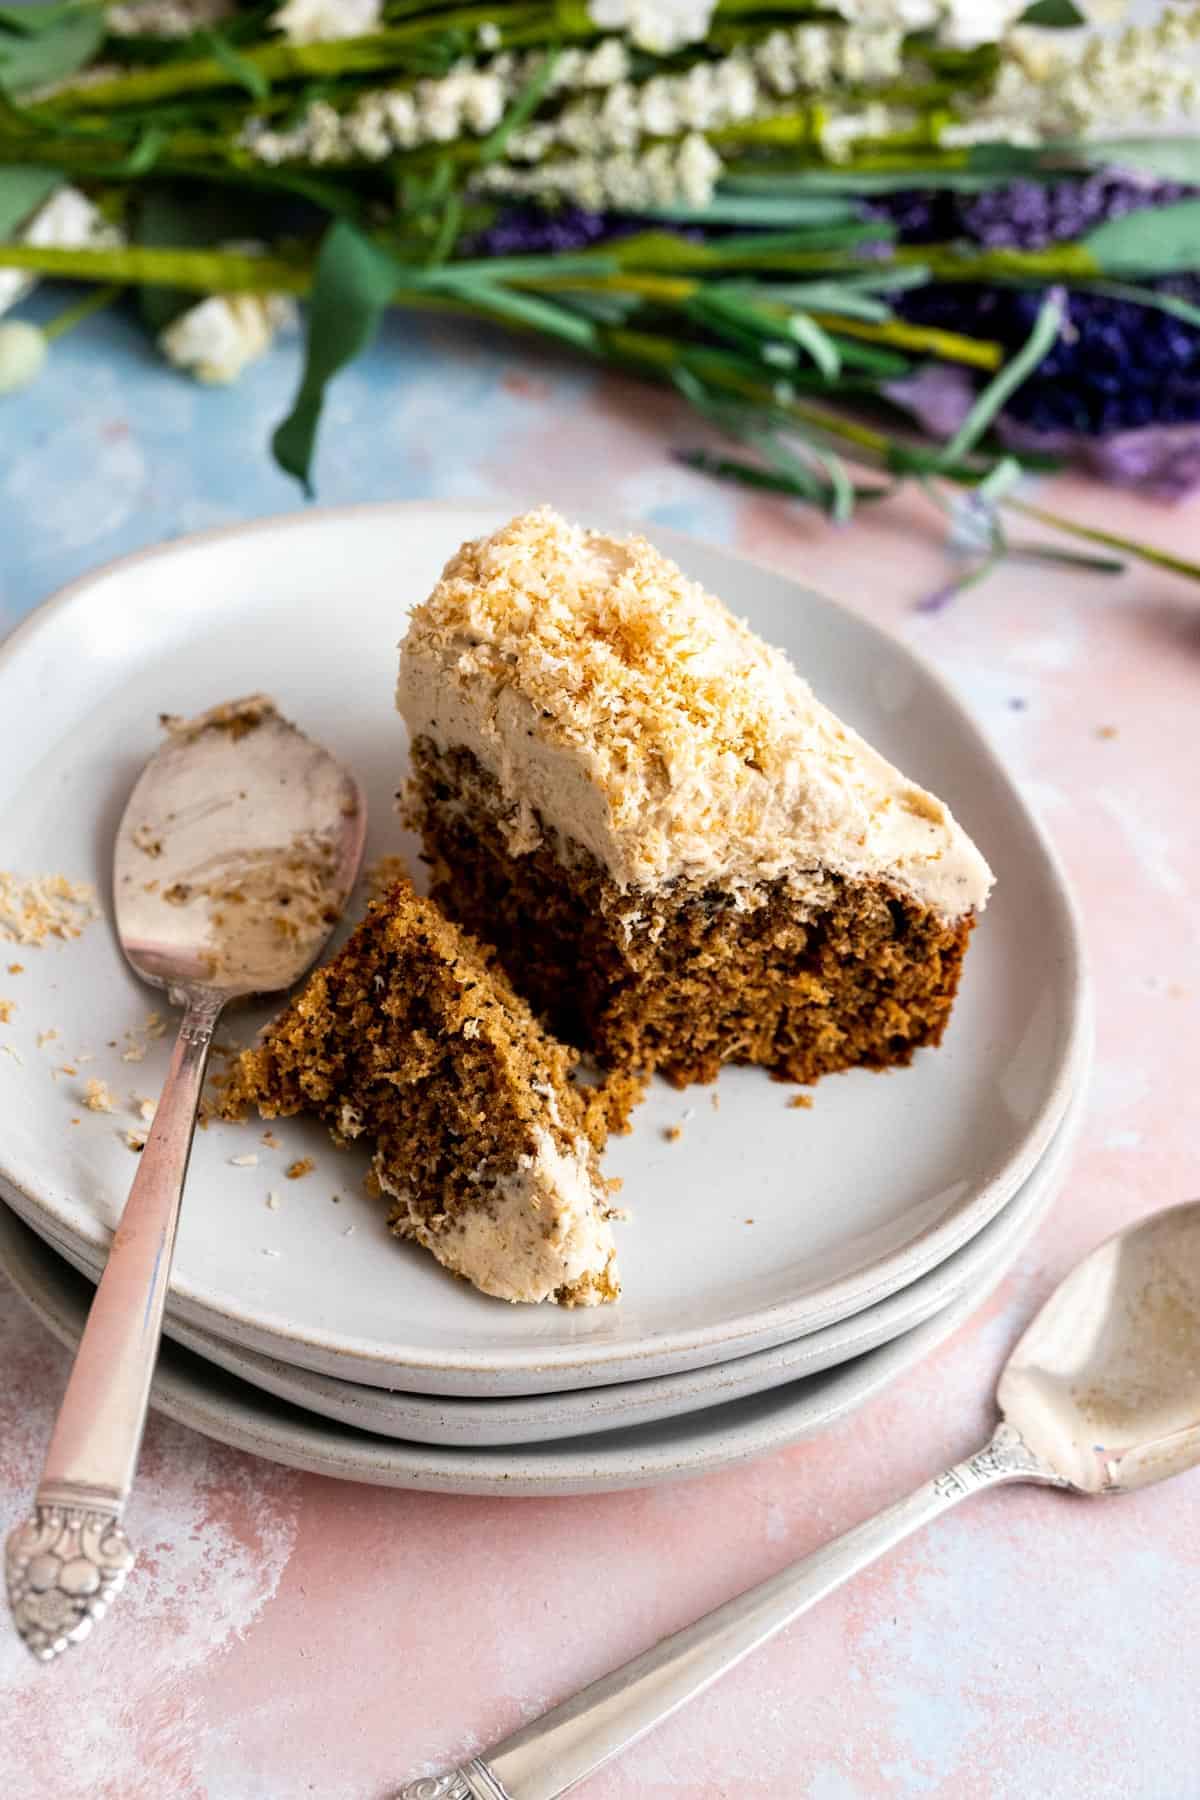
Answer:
[{"xmin": 0, "ymin": 504, "xmax": 1090, "ymax": 1495}]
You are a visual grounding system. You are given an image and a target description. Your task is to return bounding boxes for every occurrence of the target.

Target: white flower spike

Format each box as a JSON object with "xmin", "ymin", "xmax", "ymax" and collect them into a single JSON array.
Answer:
[
  {"xmin": 160, "ymin": 294, "xmax": 297, "ymax": 384},
  {"xmin": 0, "ymin": 322, "xmax": 48, "ymax": 395}
]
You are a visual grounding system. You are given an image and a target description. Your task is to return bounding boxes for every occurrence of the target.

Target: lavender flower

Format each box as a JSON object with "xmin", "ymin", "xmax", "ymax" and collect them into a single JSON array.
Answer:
[
  {"xmin": 888, "ymin": 319, "xmax": 1200, "ymax": 501},
  {"xmin": 898, "ymin": 284, "xmax": 1200, "ymax": 437},
  {"xmin": 872, "ymin": 174, "xmax": 1197, "ymax": 251}
]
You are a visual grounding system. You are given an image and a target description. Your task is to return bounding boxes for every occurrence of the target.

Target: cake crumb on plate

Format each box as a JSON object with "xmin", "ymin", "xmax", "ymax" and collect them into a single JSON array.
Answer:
[
  {"xmin": 265, "ymin": 1190, "xmax": 281, "ymax": 1211},
  {"xmin": 663, "ymin": 1123, "xmax": 683, "ymax": 1143},
  {"xmin": 286, "ymin": 1157, "xmax": 315, "ymax": 1180},
  {"xmin": 83, "ymin": 1077, "xmax": 114, "ymax": 1113},
  {"xmin": 788, "ymin": 1092, "xmax": 813, "ymax": 1110},
  {"xmin": 229, "ymin": 1152, "xmax": 259, "ymax": 1168}
]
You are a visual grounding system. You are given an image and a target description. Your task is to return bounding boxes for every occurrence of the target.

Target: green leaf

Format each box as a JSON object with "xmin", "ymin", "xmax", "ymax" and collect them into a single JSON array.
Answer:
[
  {"xmin": 0, "ymin": 163, "xmax": 58, "ymax": 238},
  {"xmin": 640, "ymin": 194, "xmax": 861, "ymax": 229},
  {"xmin": 1078, "ymin": 137, "xmax": 1200, "ymax": 184},
  {"xmin": 786, "ymin": 311, "xmax": 840, "ymax": 381},
  {"xmin": 272, "ymin": 220, "xmax": 399, "ymax": 495},
  {"xmin": 1019, "ymin": 0, "xmax": 1085, "ymax": 24},
  {"xmin": 0, "ymin": 5, "xmax": 103, "ymax": 95},
  {"xmin": 446, "ymin": 276, "xmax": 597, "ymax": 349},
  {"xmin": 194, "ymin": 28, "xmax": 270, "ymax": 102},
  {"xmin": 937, "ymin": 289, "xmax": 1064, "ymax": 467},
  {"xmin": 0, "ymin": 1, "xmax": 88, "ymax": 35},
  {"xmin": 1085, "ymin": 198, "xmax": 1200, "ymax": 278}
]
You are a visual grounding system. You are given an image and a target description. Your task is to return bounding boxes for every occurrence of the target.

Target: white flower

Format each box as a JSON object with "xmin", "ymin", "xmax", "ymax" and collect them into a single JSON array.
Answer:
[
  {"xmin": 0, "ymin": 186, "xmax": 121, "ymax": 321},
  {"xmin": 471, "ymin": 130, "xmax": 722, "ymax": 210},
  {"xmin": 476, "ymin": 20, "xmax": 501, "ymax": 50},
  {"xmin": 676, "ymin": 132, "xmax": 722, "ymax": 206},
  {"xmin": 160, "ymin": 293, "xmax": 296, "ymax": 384},
  {"xmin": 588, "ymin": 0, "xmax": 717, "ymax": 56},
  {"xmin": 825, "ymin": 0, "xmax": 1026, "ymax": 48},
  {"xmin": 272, "ymin": 0, "xmax": 380, "ymax": 45},
  {"xmin": 106, "ymin": 0, "xmax": 230, "ymax": 37},
  {"xmin": 0, "ymin": 321, "xmax": 47, "ymax": 394}
]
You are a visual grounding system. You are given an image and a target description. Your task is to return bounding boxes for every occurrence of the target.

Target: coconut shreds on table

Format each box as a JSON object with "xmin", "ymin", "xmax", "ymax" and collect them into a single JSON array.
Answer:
[{"xmin": 0, "ymin": 874, "xmax": 99, "ymax": 946}]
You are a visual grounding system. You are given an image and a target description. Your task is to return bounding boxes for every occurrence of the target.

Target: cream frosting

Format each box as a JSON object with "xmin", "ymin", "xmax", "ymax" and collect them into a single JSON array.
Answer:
[
  {"xmin": 375, "ymin": 1128, "xmax": 619, "ymax": 1306},
  {"xmin": 398, "ymin": 508, "xmax": 993, "ymax": 921}
]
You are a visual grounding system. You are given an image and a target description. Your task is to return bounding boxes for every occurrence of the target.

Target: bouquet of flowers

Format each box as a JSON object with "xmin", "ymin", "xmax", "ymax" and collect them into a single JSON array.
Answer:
[{"xmin": 3, "ymin": 0, "xmax": 1200, "ymax": 580}]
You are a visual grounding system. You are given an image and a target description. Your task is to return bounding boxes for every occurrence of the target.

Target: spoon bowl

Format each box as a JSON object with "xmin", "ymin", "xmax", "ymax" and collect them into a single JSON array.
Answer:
[
  {"xmin": 114, "ymin": 694, "xmax": 364, "ymax": 999},
  {"xmin": 1000, "ymin": 1200, "xmax": 1200, "ymax": 1495}
]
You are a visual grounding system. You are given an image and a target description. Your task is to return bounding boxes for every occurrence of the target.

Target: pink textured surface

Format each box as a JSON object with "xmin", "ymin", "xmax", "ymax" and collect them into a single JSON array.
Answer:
[{"xmin": 2, "ymin": 398, "xmax": 1199, "ymax": 1795}]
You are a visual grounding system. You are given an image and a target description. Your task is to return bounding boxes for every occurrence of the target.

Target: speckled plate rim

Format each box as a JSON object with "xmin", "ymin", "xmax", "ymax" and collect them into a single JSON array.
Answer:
[
  {"xmin": 15, "ymin": 1065, "xmax": 1087, "ymax": 1447},
  {"xmin": 0, "ymin": 500, "xmax": 1090, "ymax": 1394}
]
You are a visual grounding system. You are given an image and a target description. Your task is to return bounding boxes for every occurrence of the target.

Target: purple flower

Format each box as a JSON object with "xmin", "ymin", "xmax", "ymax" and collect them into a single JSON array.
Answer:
[
  {"xmin": 870, "ymin": 174, "xmax": 1196, "ymax": 251},
  {"xmin": 888, "ymin": 350, "xmax": 1200, "ymax": 501},
  {"xmin": 461, "ymin": 204, "xmax": 701, "ymax": 259}
]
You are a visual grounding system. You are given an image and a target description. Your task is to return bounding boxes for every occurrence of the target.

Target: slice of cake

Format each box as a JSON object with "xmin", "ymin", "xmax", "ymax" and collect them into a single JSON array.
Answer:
[
  {"xmin": 399, "ymin": 508, "xmax": 993, "ymax": 1088},
  {"xmin": 222, "ymin": 876, "xmax": 621, "ymax": 1306}
]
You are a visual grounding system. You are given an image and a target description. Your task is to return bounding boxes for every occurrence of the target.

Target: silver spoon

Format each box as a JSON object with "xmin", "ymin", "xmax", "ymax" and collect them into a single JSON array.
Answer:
[
  {"xmin": 398, "ymin": 1200, "xmax": 1200, "ymax": 1800},
  {"xmin": 5, "ymin": 695, "xmax": 365, "ymax": 1663}
]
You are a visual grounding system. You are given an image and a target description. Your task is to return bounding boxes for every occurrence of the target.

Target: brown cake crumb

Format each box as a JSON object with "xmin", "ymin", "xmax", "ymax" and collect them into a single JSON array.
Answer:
[
  {"xmin": 7, "ymin": 963, "xmax": 23, "ymax": 975},
  {"xmin": 0, "ymin": 1000, "xmax": 12, "ymax": 1023},
  {"xmin": 788, "ymin": 1092, "xmax": 813, "ymax": 1110},
  {"xmin": 221, "ymin": 876, "xmax": 622, "ymax": 1306},
  {"xmin": 363, "ymin": 854, "xmax": 410, "ymax": 907},
  {"xmin": 83, "ymin": 1077, "xmax": 115, "ymax": 1113},
  {"xmin": 663, "ymin": 1124, "xmax": 683, "ymax": 1143},
  {"xmin": 285, "ymin": 1157, "xmax": 315, "ymax": 1180}
]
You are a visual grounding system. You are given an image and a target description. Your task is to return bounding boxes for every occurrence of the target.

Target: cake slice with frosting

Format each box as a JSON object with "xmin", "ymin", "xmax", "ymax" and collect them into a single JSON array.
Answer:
[
  {"xmin": 222, "ymin": 875, "xmax": 622, "ymax": 1306},
  {"xmin": 399, "ymin": 507, "xmax": 993, "ymax": 1087}
]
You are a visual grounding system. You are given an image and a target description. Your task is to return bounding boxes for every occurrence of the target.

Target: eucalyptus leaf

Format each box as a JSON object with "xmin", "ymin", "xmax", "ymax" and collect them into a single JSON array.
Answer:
[
  {"xmin": 1080, "ymin": 138, "xmax": 1200, "ymax": 185},
  {"xmin": 0, "ymin": 1, "xmax": 89, "ymax": 35},
  {"xmin": 273, "ymin": 219, "xmax": 399, "ymax": 494},
  {"xmin": 0, "ymin": 5, "xmax": 103, "ymax": 95},
  {"xmin": 640, "ymin": 194, "xmax": 860, "ymax": 228},
  {"xmin": 0, "ymin": 163, "xmax": 58, "ymax": 238},
  {"xmin": 1085, "ymin": 198, "xmax": 1200, "ymax": 277}
]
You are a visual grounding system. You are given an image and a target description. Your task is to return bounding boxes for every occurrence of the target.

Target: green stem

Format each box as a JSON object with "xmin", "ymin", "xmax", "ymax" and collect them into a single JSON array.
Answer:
[
  {"xmin": 1003, "ymin": 497, "xmax": 1200, "ymax": 583},
  {"xmin": 41, "ymin": 278, "xmax": 122, "ymax": 340},
  {"xmin": 41, "ymin": 7, "xmax": 567, "ymax": 111}
]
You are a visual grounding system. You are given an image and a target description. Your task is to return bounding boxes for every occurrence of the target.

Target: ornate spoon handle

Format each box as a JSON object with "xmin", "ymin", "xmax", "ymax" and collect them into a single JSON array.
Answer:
[
  {"xmin": 397, "ymin": 1424, "xmax": 1067, "ymax": 1800},
  {"xmin": 5, "ymin": 991, "xmax": 223, "ymax": 1662}
]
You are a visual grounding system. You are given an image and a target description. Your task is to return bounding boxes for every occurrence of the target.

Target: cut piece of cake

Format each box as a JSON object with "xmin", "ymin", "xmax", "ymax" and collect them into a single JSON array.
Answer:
[
  {"xmin": 399, "ymin": 507, "xmax": 994, "ymax": 1088},
  {"xmin": 221, "ymin": 875, "xmax": 621, "ymax": 1306}
]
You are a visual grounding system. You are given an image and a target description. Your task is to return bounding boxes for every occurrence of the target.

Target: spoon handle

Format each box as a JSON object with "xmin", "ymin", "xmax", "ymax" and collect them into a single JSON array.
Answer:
[
  {"xmin": 397, "ymin": 1423, "xmax": 1067, "ymax": 1800},
  {"xmin": 5, "ymin": 991, "xmax": 223, "ymax": 1661}
]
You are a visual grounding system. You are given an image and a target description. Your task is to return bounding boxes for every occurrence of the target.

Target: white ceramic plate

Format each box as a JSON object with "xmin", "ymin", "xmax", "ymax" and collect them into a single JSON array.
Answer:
[
  {"xmin": 0, "ymin": 503, "xmax": 1087, "ymax": 1396},
  {"xmin": 21, "ymin": 1071, "xmax": 1085, "ymax": 1446},
  {"xmin": 0, "ymin": 1177, "xmax": 1056, "ymax": 1496}
]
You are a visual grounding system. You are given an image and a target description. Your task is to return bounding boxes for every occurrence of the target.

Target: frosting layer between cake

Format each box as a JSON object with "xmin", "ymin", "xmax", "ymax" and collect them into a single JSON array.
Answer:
[{"xmin": 398, "ymin": 507, "xmax": 993, "ymax": 921}]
